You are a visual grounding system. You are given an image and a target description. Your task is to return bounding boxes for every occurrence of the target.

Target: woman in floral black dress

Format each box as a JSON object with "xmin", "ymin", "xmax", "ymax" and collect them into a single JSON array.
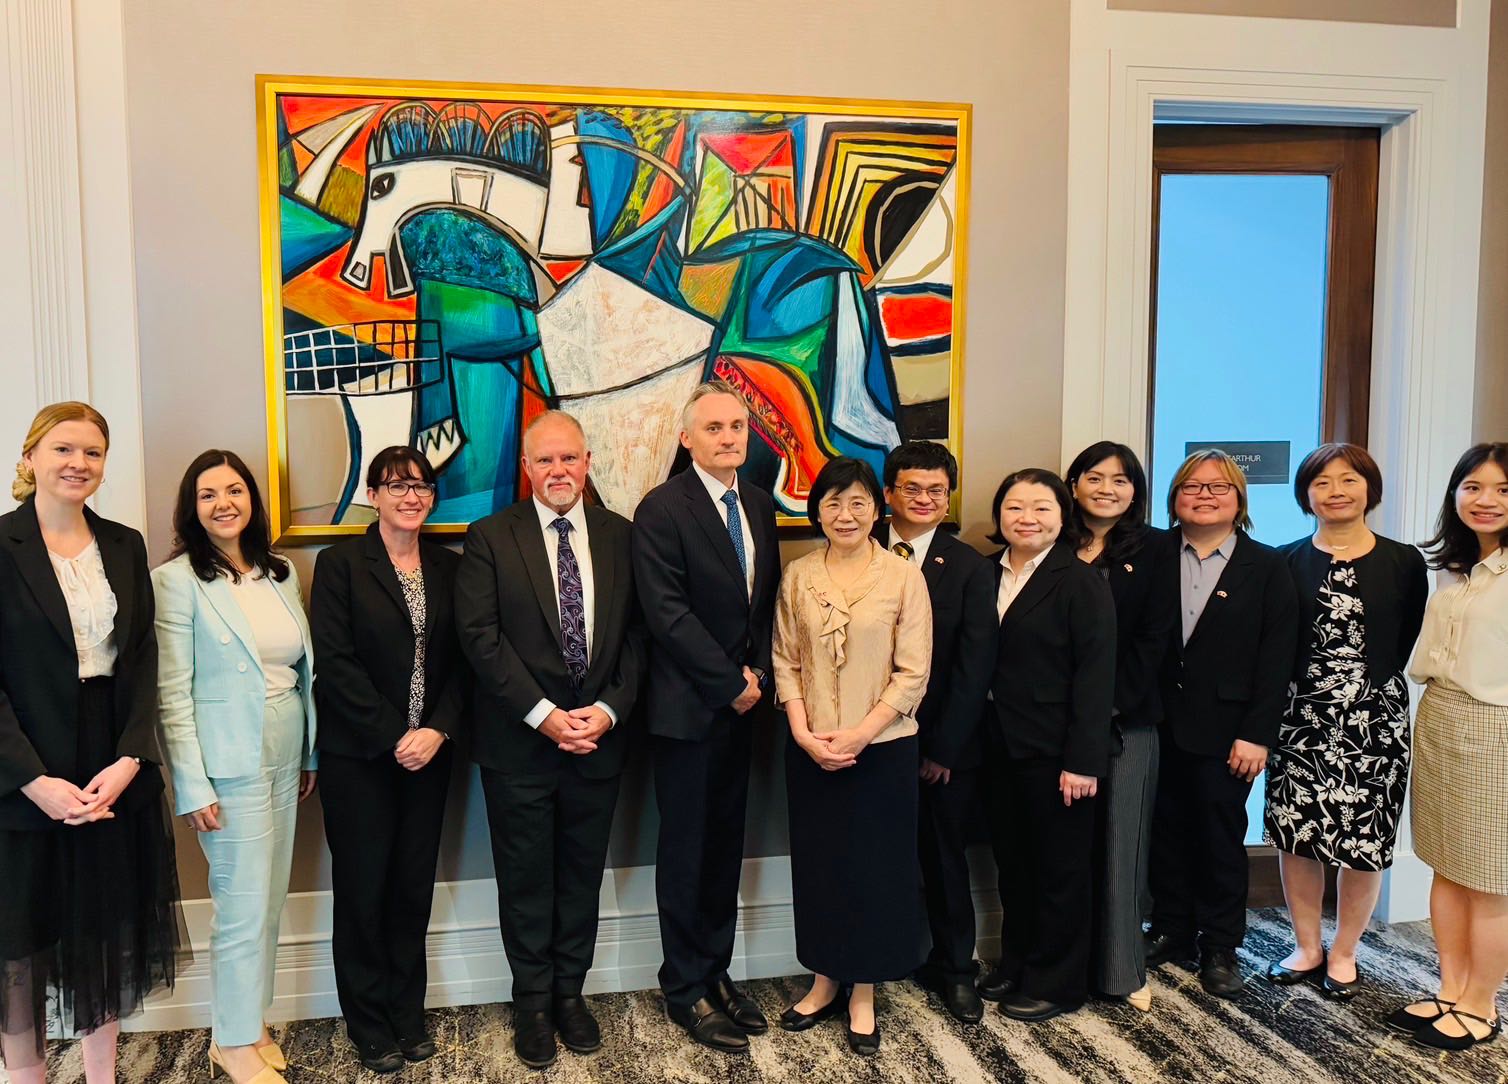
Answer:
[{"xmin": 1264, "ymin": 444, "xmax": 1427, "ymax": 999}]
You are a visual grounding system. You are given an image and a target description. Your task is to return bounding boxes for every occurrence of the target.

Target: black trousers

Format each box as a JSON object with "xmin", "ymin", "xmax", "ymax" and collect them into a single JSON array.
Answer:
[
  {"xmin": 1147, "ymin": 740, "xmax": 1254, "ymax": 951},
  {"xmin": 320, "ymin": 744, "xmax": 451, "ymax": 1050},
  {"xmin": 652, "ymin": 720, "xmax": 753, "ymax": 1008},
  {"xmin": 479, "ymin": 766, "xmax": 621, "ymax": 1011},
  {"xmin": 988, "ymin": 756, "xmax": 1096, "ymax": 1005},
  {"xmin": 918, "ymin": 766, "xmax": 980, "ymax": 979}
]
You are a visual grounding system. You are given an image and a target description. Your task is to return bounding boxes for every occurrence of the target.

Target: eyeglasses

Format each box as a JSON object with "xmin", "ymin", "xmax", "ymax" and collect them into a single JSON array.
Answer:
[
  {"xmin": 383, "ymin": 481, "xmax": 435, "ymax": 498},
  {"xmin": 820, "ymin": 498, "xmax": 875, "ymax": 516},
  {"xmin": 899, "ymin": 484, "xmax": 949, "ymax": 501},
  {"xmin": 1178, "ymin": 481, "xmax": 1236, "ymax": 497}
]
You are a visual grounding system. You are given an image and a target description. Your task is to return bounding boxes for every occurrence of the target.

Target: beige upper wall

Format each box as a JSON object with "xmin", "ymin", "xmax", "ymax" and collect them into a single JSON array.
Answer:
[
  {"xmin": 1108, "ymin": 0, "xmax": 1457, "ymax": 26},
  {"xmin": 1477, "ymin": 0, "xmax": 1508, "ymax": 440},
  {"xmin": 122, "ymin": 0, "xmax": 1070, "ymax": 894}
]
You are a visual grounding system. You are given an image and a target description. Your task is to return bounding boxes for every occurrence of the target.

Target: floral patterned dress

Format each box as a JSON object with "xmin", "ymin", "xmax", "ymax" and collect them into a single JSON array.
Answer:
[{"xmin": 1264, "ymin": 561, "xmax": 1411, "ymax": 870}]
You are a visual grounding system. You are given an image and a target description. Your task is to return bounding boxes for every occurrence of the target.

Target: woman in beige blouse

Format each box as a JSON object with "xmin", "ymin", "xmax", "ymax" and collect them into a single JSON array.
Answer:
[
  {"xmin": 1388, "ymin": 442, "xmax": 1508, "ymax": 1051},
  {"xmin": 773, "ymin": 457, "xmax": 931, "ymax": 1056}
]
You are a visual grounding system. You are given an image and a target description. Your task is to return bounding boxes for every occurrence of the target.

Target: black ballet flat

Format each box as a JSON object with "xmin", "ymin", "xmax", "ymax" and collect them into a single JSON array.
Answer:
[
  {"xmin": 1383, "ymin": 997, "xmax": 1454, "ymax": 1034},
  {"xmin": 845, "ymin": 1016, "xmax": 881, "ymax": 1055},
  {"xmin": 1412, "ymin": 1008, "xmax": 1501, "ymax": 1051},
  {"xmin": 1321, "ymin": 967, "xmax": 1363, "ymax": 1001},
  {"xmin": 779, "ymin": 991, "xmax": 848, "ymax": 1032},
  {"xmin": 1264, "ymin": 955, "xmax": 1326, "ymax": 986}
]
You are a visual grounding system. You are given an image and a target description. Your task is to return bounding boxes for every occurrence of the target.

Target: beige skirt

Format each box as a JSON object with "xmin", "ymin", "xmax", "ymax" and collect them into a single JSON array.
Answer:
[{"xmin": 1411, "ymin": 682, "xmax": 1508, "ymax": 895}]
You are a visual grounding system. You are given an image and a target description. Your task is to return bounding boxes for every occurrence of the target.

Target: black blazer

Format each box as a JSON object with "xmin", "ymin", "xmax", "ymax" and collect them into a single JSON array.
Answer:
[
  {"xmin": 456, "ymin": 499, "xmax": 644, "ymax": 779},
  {"xmin": 1159, "ymin": 530, "xmax": 1300, "ymax": 756},
  {"xmin": 1103, "ymin": 526, "xmax": 1179, "ymax": 731},
  {"xmin": 0, "ymin": 499, "xmax": 162, "ymax": 829},
  {"xmin": 906, "ymin": 529, "xmax": 997, "ymax": 771},
  {"xmin": 988, "ymin": 541, "xmax": 1117, "ymax": 778},
  {"xmin": 631, "ymin": 467, "xmax": 780, "ymax": 742},
  {"xmin": 1279, "ymin": 534, "xmax": 1428, "ymax": 681},
  {"xmin": 310, "ymin": 524, "xmax": 468, "ymax": 759}
]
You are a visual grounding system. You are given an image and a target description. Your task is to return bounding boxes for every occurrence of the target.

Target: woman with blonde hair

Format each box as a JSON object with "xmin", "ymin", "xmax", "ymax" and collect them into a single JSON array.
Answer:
[{"xmin": 0, "ymin": 402, "xmax": 181, "ymax": 1084}]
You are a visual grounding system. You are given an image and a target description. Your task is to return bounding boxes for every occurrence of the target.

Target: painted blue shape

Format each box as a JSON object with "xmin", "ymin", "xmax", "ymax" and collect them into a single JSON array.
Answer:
[
  {"xmin": 594, "ymin": 198, "xmax": 689, "ymax": 307},
  {"xmin": 280, "ymin": 195, "xmax": 352, "ymax": 280},
  {"xmin": 398, "ymin": 208, "xmax": 538, "ymax": 304},
  {"xmin": 577, "ymin": 111, "xmax": 637, "ymax": 247}
]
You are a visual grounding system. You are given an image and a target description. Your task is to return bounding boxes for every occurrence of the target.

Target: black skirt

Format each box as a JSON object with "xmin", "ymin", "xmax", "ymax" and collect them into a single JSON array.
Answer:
[
  {"xmin": 0, "ymin": 677, "xmax": 182, "ymax": 1051},
  {"xmin": 786, "ymin": 732, "xmax": 924, "ymax": 983}
]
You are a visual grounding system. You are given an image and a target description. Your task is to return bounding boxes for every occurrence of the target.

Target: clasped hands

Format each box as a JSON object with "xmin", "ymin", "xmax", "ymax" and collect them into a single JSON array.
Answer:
[
  {"xmin": 540, "ymin": 705, "xmax": 613, "ymax": 755},
  {"xmin": 22, "ymin": 755, "xmax": 140, "ymax": 825}
]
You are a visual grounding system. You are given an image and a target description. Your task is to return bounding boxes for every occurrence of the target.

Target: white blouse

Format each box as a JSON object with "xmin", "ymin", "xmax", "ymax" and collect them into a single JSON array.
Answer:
[
  {"xmin": 227, "ymin": 573, "xmax": 304, "ymax": 696},
  {"xmin": 48, "ymin": 539, "xmax": 118, "ymax": 679},
  {"xmin": 1408, "ymin": 546, "xmax": 1508, "ymax": 706}
]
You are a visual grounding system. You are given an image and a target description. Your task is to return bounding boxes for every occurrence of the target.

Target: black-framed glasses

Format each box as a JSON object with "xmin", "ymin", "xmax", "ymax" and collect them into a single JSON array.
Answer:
[
  {"xmin": 899, "ymin": 484, "xmax": 949, "ymax": 501},
  {"xmin": 383, "ymin": 481, "xmax": 435, "ymax": 498},
  {"xmin": 1178, "ymin": 481, "xmax": 1236, "ymax": 497}
]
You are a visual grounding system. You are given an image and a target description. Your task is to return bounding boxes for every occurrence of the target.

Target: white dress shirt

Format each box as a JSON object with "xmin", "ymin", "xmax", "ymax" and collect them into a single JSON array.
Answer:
[
  {"xmin": 48, "ymin": 539, "xmax": 118, "ymax": 679},
  {"xmin": 1408, "ymin": 545, "xmax": 1508, "ymax": 706},
  {"xmin": 887, "ymin": 524, "xmax": 938, "ymax": 567},
  {"xmin": 996, "ymin": 548, "xmax": 1049, "ymax": 621},
  {"xmin": 523, "ymin": 496, "xmax": 617, "ymax": 729},
  {"xmin": 692, "ymin": 461, "xmax": 756, "ymax": 598}
]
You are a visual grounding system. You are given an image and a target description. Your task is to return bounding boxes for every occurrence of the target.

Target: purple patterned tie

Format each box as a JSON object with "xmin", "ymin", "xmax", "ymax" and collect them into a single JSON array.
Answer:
[{"xmin": 552, "ymin": 518, "xmax": 588, "ymax": 691}]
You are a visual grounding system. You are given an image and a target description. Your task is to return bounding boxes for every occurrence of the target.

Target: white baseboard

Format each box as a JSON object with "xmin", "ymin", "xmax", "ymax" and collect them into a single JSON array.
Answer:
[{"xmin": 124, "ymin": 853, "xmax": 1006, "ymax": 1034}]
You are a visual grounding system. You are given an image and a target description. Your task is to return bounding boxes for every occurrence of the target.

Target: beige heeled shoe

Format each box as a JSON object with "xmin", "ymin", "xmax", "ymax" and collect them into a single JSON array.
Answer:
[
  {"xmin": 208, "ymin": 1040, "xmax": 287, "ymax": 1083},
  {"xmin": 255, "ymin": 1037, "xmax": 288, "ymax": 1071},
  {"xmin": 1127, "ymin": 983, "xmax": 1152, "ymax": 1012}
]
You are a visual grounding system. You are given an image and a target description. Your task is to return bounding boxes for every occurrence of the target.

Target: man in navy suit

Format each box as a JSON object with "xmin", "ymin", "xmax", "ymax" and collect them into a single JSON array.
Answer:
[
  {"xmin": 632, "ymin": 381, "xmax": 781, "ymax": 1054},
  {"xmin": 882, "ymin": 442, "xmax": 997, "ymax": 1023}
]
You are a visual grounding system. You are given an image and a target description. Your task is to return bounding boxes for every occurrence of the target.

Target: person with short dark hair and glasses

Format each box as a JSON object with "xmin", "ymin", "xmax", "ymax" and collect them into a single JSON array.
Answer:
[
  {"xmin": 1263, "ymin": 444, "xmax": 1426, "ymax": 1002},
  {"xmin": 1143, "ymin": 450, "xmax": 1298, "ymax": 999}
]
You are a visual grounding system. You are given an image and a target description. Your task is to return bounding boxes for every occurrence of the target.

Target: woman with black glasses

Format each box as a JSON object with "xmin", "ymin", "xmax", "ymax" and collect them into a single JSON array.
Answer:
[{"xmin": 310, "ymin": 447, "xmax": 467, "ymax": 1074}]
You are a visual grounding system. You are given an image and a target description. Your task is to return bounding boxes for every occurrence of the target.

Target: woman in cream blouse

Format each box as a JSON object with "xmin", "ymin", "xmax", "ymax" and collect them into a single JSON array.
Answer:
[
  {"xmin": 772, "ymin": 457, "xmax": 931, "ymax": 1056},
  {"xmin": 1388, "ymin": 442, "xmax": 1508, "ymax": 1052},
  {"xmin": 154, "ymin": 449, "xmax": 316, "ymax": 1084}
]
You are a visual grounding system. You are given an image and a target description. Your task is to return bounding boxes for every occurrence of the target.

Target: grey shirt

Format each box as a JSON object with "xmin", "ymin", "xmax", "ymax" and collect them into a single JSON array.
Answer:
[{"xmin": 1179, "ymin": 531, "xmax": 1237, "ymax": 645}]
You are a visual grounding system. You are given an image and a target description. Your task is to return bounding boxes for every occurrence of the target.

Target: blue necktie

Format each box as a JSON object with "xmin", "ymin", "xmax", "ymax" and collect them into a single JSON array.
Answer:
[
  {"xmin": 552, "ymin": 518, "xmax": 588, "ymax": 691},
  {"xmin": 721, "ymin": 490, "xmax": 748, "ymax": 584}
]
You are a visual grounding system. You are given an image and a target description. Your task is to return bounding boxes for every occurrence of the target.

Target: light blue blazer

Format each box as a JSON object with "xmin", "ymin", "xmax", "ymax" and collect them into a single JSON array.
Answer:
[{"xmin": 152, "ymin": 554, "xmax": 317, "ymax": 816}]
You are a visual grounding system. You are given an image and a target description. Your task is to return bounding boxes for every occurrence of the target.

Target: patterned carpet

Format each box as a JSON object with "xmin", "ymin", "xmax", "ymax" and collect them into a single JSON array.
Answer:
[{"xmin": 22, "ymin": 911, "xmax": 1508, "ymax": 1083}]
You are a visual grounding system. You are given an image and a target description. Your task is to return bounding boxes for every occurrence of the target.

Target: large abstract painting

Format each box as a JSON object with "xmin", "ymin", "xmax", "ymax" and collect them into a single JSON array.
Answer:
[{"xmin": 258, "ymin": 77, "xmax": 970, "ymax": 540}]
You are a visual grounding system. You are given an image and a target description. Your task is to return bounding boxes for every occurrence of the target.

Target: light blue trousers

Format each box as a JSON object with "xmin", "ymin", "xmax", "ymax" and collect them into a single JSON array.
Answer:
[{"xmin": 199, "ymin": 689, "xmax": 305, "ymax": 1046}]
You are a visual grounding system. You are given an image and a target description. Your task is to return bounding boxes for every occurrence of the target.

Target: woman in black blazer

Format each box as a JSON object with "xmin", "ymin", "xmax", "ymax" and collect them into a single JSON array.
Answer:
[
  {"xmin": 1144, "ymin": 449, "xmax": 1299, "ymax": 1000},
  {"xmin": 1265, "ymin": 444, "xmax": 1427, "ymax": 999},
  {"xmin": 1064, "ymin": 442, "xmax": 1175, "ymax": 1013},
  {"xmin": 0, "ymin": 402, "xmax": 180, "ymax": 1083},
  {"xmin": 310, "ymin": 446, "xmax": 467, "ymax": 1074},
  {"xmin": 978, "ymin": 468, "xmax": 1116, "ymax": 1023}
]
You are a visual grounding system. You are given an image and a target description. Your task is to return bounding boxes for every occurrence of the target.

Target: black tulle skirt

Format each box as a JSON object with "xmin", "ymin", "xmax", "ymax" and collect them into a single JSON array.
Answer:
[{"xmin": 0, "ymin": 677, "xmax": 182, "ymax": 1053}]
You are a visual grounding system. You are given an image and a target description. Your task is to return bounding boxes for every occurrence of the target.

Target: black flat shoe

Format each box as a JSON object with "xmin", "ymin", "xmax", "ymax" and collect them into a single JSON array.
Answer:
[
  {"xmin": 554, "ymin": 995, "xmax": 602, "ymax": 1053},
  {"xmin": 1382, "ymin": 998, "xmax": 1455, "ymax": 1034},
  {"xmin": 779, "ymin": 991, "xmax": 848, "ymax": 1032},
  {"xmin": 1412, "ymin": 1008, "xmax": 1501, "ymax": 1051},
  {"xmin": 999, "ymin": 994, "xmax": 1080, "ymax": 1022},
  {"xmin": 356, "ymin": 1047, "xmax": 406, "ymax": 1074},
  {"xmin": 666, "ymin": 997, "xmax": 749, "ymax": 1053},
  {"xmin": 845, "ymin": 1016, "xmax": 881, "ymax": 1055},
  {"xmin": 397, "ymin": 1034, "xmax": 436, "ymax": 1062},
  {"xmin": 713, "ymin": 974, "xmax": 769, "ymax": 1034},
  {"xmin": 976, "ymin": 966, "xmax": 1016, "ymax": 1002},
  {"xmin": 1264, "ymin": 955, "xmax": 1326, "ymax": 986},
  {"xmin": 1199, "ymin": 947, "xmax": 1245, "ymax": 999},
  {"xmin": 1144, "ymin": 931, "xmax": 1195, "ymax": 969},
  {"xmin": 1321, "ymin": 967, "xmax": 1363, "ymax": 1001},
  {"xmin": 513, "ymin": 1008, "xmax": 558, "ymax": 1069}
]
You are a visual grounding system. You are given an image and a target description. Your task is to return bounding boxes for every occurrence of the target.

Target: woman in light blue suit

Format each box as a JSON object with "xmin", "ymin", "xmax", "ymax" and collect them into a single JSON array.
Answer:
[{"xmin": 153, "ymin": 450, "xmax": 316, "ymax": 1084}]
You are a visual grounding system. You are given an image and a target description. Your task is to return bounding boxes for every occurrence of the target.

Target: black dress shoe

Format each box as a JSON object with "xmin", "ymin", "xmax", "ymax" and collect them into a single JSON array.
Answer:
[
  {"xmin": 356, "ymin": 1046, "xmax": 406, "ymax": 1074},
  {"xmin": 1412, "ymin": 1008, "xmax": 1501, "ymax": 1051},
  {"xmin": 1321, "ymin": 966, "xmax": 1363, "ymax": 1001},
  {"xmin": 554, "ymin": 995, "xmax": 602, "ymax": 1053},
  {"xmin": 845, "ymin": 1015, "xmax": 881, "ymax": 1055},
  {"xmin": 1199, "ymin": 947, "xmax": 1245, "ymax": 999},
  {"xmin": 667, "ymin": 997, "xmax": 749, "ymax": 1053},
  {"xmin": 779, "ymin": 990, "xmax": 848, "ymax": 1031},
  {"xmin": 999, "ymin": 994, "xmax": 1079, "ymax": 1022},
  {"xmin": 1144, "ymin": 931, "xmax": 1194, "ymax": 969},
  {"xmin": 976, "ymin": 966, "xmax": 1016, "ymax": 1002},
  {"xmin": 712, "ymin": 974, "xmax": 769, "ymax": 1034},
  {"xmin": 941, "ymin": 978, "xmax": 984, "ymax": 1024},
  {"xmin": 1264, "ymin": 955, "xmax": 1326, "ymax": 986},
  {"xmin": 1382, "ymin": 998, "xmax": 1454, "ymax": 1034},
  {"xmin": 397, "ymin": 1034, "xmax": 436, "ymax": 1062},
  {"xmin": 513, "ymin": 1008, "xmax": 558, "ymax": 1069}
]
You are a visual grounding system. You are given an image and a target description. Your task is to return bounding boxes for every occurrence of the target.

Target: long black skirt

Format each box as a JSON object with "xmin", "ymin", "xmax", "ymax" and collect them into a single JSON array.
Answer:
[
  {"xmin": 0, "ymin": 678, "xmax": 182, "ymax": 1053},
  {"xmin": 786, "ymin": 732, "xmax": 924, "ymax": 983}
]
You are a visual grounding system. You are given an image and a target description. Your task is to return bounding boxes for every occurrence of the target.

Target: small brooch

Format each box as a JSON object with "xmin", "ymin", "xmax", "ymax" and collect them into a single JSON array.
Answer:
[
  {"xmin": 1123, "ymin": 563, "xmax": 1134, "ymax": 573},
  {"xmin": 1216, "ymin": 590, "xmax": 1229, "ymax": 598},
  {"xmin": 933, "ymin": 556, "xmax": 945, "ymax": 565}
]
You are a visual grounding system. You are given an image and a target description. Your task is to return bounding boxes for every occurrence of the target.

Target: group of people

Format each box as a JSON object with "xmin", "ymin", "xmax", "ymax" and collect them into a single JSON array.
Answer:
[{"xmin": 0, "ymin": 386, "xmax": 1503, "ymax": 1084}]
